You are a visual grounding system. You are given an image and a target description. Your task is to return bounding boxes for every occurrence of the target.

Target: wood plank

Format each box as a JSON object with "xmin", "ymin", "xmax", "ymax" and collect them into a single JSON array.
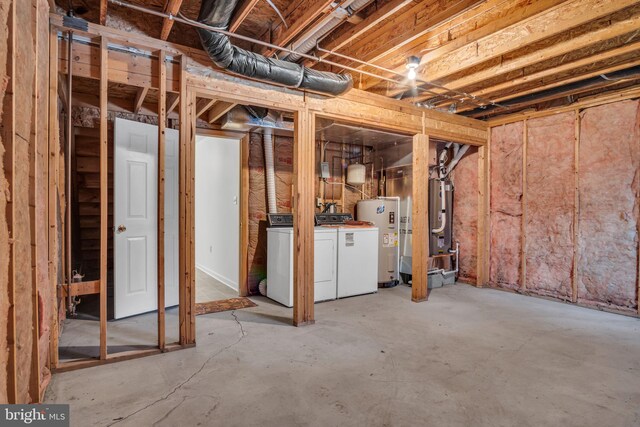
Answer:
[
  {"xmin": 99, "ymin": 0, "xmax": 107, "ymax": 25},
  {"xmin": 292, "ymin": 108, "xmax": 315, "ymax": 326},
  {"xmin": 195, "ymin": 98, "xmax": 216, "ymax": 118},
  {"xmin": 157, "ymin": 50, "xmax": 167, "ymax": 351},
  {"xmin": 476, "ymin": 143, "xmax": 489, "ymax": 287},
  {"xmin": 262, "ymin": 0, "xmax": 334, "ymax": 56},
  {"xmin": 99, "ymin": 36, "xmax": 108, "ymax": 361},
  {"xmin": 5, "ymin": 0, "xmax": 17, "ymax": 403},
  {"xmin": 133, "ymin": 86, "xmax": 149, "ymax": 114},
  {"xmin": 420, "ymin": 0, "xmax": 639, "ymax": 85},
  {"xmin": 229, "ymin": 0, "xmax": 261, "ymax": 32},
  {"xmin": 167, "ymin": 92, "xmax": 180, "ymax": 115},
  {"xmin": 48, "ymin": 26, "xmax": 60, "ymax": 370},
  {"xmin": 310, "ymin": 0, "xmax": 414, "ymax": 64},
  {"xmin": 178, "ymin": 55, "xmax": 188, "ymax": 344},
  {"xmin": 572, "ymin": 110, "xmax": 580, "ymax": 303},
  {"xmin": 411, "ymin": 134, "xmax": 430, "ymax": 302},
  {"xmin": 239, "ymin": 134, "xmax": 249, "ymax": 297},
  {"xmin": 207, "ymin": 101, "xmax": 236, "ymax": 124},
  {"xmin": 520, "ymin": 120, "xmax": 528, "ymax": 290},
  {"xmin": 59, "ymin": 280, "xmax": 101, "ymax": 298},
  {"xmin": 160, "ymin": 0, "xmax": 185, "ymax": 41},
  {"xmin": 187, "ymin": 89, "xmax": 196, "ymax": 343}
]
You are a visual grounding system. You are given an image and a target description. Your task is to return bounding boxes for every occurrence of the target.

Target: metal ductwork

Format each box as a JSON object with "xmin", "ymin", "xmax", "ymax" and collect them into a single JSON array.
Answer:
[
  {"xmin": 220, "ymin": 105, "xmax": 294, "ymax": 132},
  {"xmin": 196, "ymin": 0, "xmax": 353, "ymax": 96}
]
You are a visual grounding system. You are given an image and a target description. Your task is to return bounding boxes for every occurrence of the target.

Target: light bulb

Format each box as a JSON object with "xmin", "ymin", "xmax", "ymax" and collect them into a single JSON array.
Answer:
[{"xmin": 407, "ymin": 68, "xmax": 416, "ymax": 80}]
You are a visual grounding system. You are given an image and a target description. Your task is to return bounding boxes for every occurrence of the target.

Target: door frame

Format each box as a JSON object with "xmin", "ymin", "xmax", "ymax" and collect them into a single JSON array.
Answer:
[{"xmin": 193, "ymin": 126, "xmax": 250, "ymax": 302}]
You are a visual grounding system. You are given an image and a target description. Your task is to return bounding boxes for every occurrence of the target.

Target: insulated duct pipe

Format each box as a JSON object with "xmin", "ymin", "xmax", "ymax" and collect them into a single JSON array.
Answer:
[
  {"xmin": 263, "ymin": 128, "xmax": 278, "ymax": 214},
  {"xmin": 284, "ymin": 0, "xmax": 372, "ymax": 63},
  {"xmin": 196, "ymin": 0, "xmax": 353, "ymax": 95}
]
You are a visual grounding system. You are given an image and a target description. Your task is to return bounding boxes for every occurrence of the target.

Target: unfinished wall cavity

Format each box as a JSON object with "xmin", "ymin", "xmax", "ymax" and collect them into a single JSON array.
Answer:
[
  {"xmin": 525, "ymin": 112, "xmax": 575, "ymax": 300},
  {"xmin": 451, "ymin": 147, "xmax": 478, "ymax": 284},
  {"xmin": 577, "ymin": 100, "xmax": 639, "ymax": 311},
  {"xmin": 489, "ymin": 122, "xmax": 523, "ymax": 290},
  {"xmin": 489, "ymin": 99, "xmax": 640, "ymax": 314}
]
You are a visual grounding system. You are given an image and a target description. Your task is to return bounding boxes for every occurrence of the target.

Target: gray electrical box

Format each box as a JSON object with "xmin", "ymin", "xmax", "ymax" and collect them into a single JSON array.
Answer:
[{"xmin": 429, "ymin": 178, "xmax": 454, "ymax": 255}]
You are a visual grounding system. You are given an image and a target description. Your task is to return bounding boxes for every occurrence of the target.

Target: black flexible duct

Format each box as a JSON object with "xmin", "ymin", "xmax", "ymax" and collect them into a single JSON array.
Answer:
[{"xmin": 196, "ymin": 0, "xmax": 353, "ymax": 96}]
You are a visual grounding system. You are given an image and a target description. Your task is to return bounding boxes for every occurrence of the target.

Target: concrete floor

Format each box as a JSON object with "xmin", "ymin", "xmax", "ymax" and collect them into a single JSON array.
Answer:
[{"xmin": 46, "ymin": 284, "xmax": 640, "ymax": 427}]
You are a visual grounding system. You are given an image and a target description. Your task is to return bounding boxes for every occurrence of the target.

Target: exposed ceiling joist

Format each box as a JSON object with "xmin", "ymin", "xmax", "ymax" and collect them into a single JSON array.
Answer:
[
  {"xmin": 160, "ymin": 0, "xmax": 185, "ymax": 41},
  {"xmin": 99, "ymin": 0, "xmax": 108, "ymax": 25},
  {"xmin": 261, "ymin": 0, "xmax": 335, "ymax": 56},
  {"xmin": 310, "ymin": 0, "xmax": 414, "ymax": 64},
  {"xmin": 410, "ymin": 9, "xmax": 640, "ymax": 102},
  {"xmin": 133, "ymin": 86, "xmax": 149, "ymax": 114},
  {"xmin": 208, "ymin": 101, "xmax": 236, "ymax": 124},
  {"xmin": 229, "ymin": 0, "xmax": 261, "ymax": 32}
]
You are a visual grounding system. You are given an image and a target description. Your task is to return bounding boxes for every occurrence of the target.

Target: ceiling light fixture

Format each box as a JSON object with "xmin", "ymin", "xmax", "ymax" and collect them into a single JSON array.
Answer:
[{"xmin": 406, "ymin": 56, "xmax": 420, "ymax": 80}]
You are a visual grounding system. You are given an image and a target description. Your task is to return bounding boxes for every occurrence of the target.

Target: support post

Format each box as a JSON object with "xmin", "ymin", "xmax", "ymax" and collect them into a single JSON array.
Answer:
[
  {"xmin": 573, "ymin": 110, "xmax": 580, "ymax": 303},
  {"xmin": 521, "ymin": 120, "xmax": 528, "ymax": 291},
  {"xmin": 99, "ymin": 36, "xmax": 108, "ymax": 360},
  {"xmin": 157, "ymin": 50, "xmax": 166, "ymax": 350},
  {"xmin": 292, "ymin": 108, "xmax": 315, "ymax": 326},
  {"xmin": 477, "ymin": 141, "xmax": 490, "ymax": 287},
  {"xmin": 412, "ymin": 134, "xmax": 431, "ymax": 302}
]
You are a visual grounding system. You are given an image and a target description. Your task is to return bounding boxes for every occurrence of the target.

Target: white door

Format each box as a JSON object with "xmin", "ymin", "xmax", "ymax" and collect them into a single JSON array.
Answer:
[{"xmin": 114, "ymin": 118, "xmax": 179, "ymax": 319}]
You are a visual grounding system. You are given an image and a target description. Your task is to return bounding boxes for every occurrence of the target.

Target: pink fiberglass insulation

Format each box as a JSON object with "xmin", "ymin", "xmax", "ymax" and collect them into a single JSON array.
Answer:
[
  {"xmin": 451, "ymin": 147, "xmax": 478, "ymax": 283},
  {"xmin": 490, "ymin": 122, "xmax": 523, "ymax": 289},
  {"xmin": 577, "ymin": 100, "xmax": 639, "ymax": 311},
  {"xmin": 525, "ymin": 112, "xmax": 575, "ymax": 300}
]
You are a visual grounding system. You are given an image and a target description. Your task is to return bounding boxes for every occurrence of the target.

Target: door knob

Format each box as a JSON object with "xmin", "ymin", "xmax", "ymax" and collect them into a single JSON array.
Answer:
[{"xmin": 116, "ymin": 224, "xmax": 127, "ymax": 234}]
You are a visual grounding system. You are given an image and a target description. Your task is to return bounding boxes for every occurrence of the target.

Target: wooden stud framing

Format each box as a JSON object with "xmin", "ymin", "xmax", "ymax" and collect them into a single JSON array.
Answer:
[
  {"xmin": 195, "ymin": 98, "xmax": 216, "ymax": 118},
  {"xmin": 239, "ymin": 134, "xmax": 250, "ymax": 297},
  {"xmin": 5, "ymin": 0, "xmax": 17, "ymax": 403},
  {"xmin": 477, "ymin": 142, "xmax": 490, "ymax": 287},
  {"xmin": 133, "ymin": 86, "xmax": 149, "ymax": 115},
  {"xmin": 412, "ymin": 134, "xmax": 430, "ymax": 302},
  {"xmin": 99, "ymin": 0, "xmax": 107, "ymax": 25},
  {"xmin": 207, "ymin": 101, "xmax": 236, "ymax": 124},
  {"xmin": 229, "ymin": 0, "xmax": 260, "ymax": 33},
  {"xmin": 572, "ymin": 110, "xmax": 580, "ymax": 303},
  {"xmin": 157, "ymin": 50, "xmax": 167, "ymax": 350},
  {"xmin": 160, "ymin": 0, "xmax": 184, "ymax": 41},
  {"xmin": 167, "ymin": 92, "xmax": 180, "ymax": 116},
  {"xmin": 187, "ymin": 89, "xmax": 196, "ymax": 343},
  {"xmin": 48, "ymin": 27, "xmax": 60, "ymax": 370},
  {"xmin": 520, "ymin": 120, "xmax": 528, "ymax": 291},
  {"xmin": 99, "ymin": 36, "xmax": 108, "ymax": 360},
  {"xmin": 292, "ymin": 108, "xmax": 316, "ymax": 326}
]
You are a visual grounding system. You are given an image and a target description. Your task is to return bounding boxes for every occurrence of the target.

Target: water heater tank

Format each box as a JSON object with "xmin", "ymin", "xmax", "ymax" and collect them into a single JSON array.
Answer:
[{"xmin": 346, "ymin": 163, "xmax": 366, "ymax": 185}]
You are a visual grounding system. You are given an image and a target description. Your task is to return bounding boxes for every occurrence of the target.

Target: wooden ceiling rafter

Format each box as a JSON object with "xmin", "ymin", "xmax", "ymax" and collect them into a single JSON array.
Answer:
[
  {"xmin": 229, "ymin": 0, "xmax": 261, "ymax": 32},
  {"xmin": 208, "ymin": 101, "xmax": 237, "ymax": 123},
  {"xmin": 160, "ymin": 0, "xmax": 185, "ymax": 41},
  {"xmin": 261, "ymin": 0, "xmax": 336, "ymax": 57},
  {"xmin": 196, "ymin": 98, "xmax": 218, "ymax": 118},
  {"xmin": 133, "ymin": 86, "xmax": 149, "ymax": 114},
  {"xmin": 99, "ymin": 0, "xmax": 107, "ymax": 25}
]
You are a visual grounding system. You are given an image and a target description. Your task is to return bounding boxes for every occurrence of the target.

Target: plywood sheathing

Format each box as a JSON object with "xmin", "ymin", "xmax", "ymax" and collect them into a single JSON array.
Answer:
[
  {"xmin": 451, "ymin": 147, "xmax": 478, "ymax": 284},
  {"xmin": 525, "ymin": 112, "xmax": 575, "ymax": 300},
  {"xmin": 489, "ymin": 122, "xmax": 523, "ymax": 290},
  {"xmin": 578, "ymin": 100, "xmax": 639, "ymax": 312}
]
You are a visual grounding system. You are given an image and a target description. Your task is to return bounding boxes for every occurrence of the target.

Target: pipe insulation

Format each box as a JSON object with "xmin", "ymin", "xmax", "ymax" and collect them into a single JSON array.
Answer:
[
  {"xmin": 196, "ymin": 0, "xmax": 353, "ymax": 95},
  {"xmin": 263, "ymin": 128, "xmax": 278, "ymax": 214}
]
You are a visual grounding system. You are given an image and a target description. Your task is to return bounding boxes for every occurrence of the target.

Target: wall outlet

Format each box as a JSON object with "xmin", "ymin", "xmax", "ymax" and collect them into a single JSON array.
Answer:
[{"xmin": 316, "ymin": 197, "xmax": 322, "ymax": 208}]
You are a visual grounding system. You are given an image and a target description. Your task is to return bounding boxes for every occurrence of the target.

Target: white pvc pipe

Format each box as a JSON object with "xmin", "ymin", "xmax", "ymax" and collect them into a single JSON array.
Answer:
[
  {"xmin": 431, "ymin": 180, "xmax": 447, "ymax": 233},
  {"xmin": 263, "ymin": 128, "xmax": 277, "ymax": 214}
]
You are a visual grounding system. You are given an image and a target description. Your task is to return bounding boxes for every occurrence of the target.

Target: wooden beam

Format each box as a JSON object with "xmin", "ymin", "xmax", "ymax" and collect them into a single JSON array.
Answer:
[
  {"xmin": 476, "ymin": 142, "xmax": 489, "ymax": 287},
  {"xmin": 520, "ymin": 120, "xmax": 528, "ymax": 291},
  {"xmin": 309, "ymin": 0, "xmax": 414, "ymax": 65},
  {"xmin": 262, "ymin": 0, "xmax": 334, "ymax": 56},
  {"xmin": 59, "ymin": 280, "xmax": 101, "ymax": 298},
  {"xmin": 187, "ymin": 89, "xmax": 196, "ymax": 343},
  {"xmin": 292, "ymin": 108, "xmax": 315, "ymax": 326},
  {"xmin": 195, "ymin": 98, "xmax": 216, "ymax": 118},
  {"xmin": 157, "ymin": 50, "xmax": 167, "ymax": 351},
  {"xmin": 411, "ymin": 134, "xmax": 430, "ymax": 302},
  {"xmin": 207, "ymin": 101, "xmax": 236, "ymax": 124},
  {"xmin": 99, "ymin": 0, "xmax": 107, "ymax": 25},
  {"xmin": 48, "ymin": 26, "xmax": 60, "ymax": 370},
  {"xmin": 5, "ymin": 0, "xmax": 17, "ymax": 403},
  {"xmin": 239, "ymin": 134, "xmax": 250, "ymax": 297},
  {"xmin": 99, "ymin": 36, "xmax": 108, "ymax": 361},
  {"xmin": 572, "ymin": 110, "xmax": 580, "ymax": 304},
  {"xmin": 167, "ymin": 92, "xmax": 180, "ymax": 115},
  {"xmin": 160, "ymin": 0, "xmax": 184, "ymax": 41},
  {"xmin": 133, "ymin": 86, "xmax": 149, "ymax": 115},
  {"xmin": 229, "ymin": 0, "xmax": 261, "ymax": 33},
  {"xmin": 419, "ymin": 0, "xmax": 639, "ymax": 88}
]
